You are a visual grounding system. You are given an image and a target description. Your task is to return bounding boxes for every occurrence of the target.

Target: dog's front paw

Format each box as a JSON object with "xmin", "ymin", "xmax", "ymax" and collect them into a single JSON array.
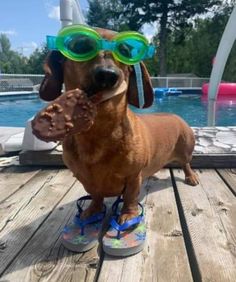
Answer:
[
  {"xmin": 185, "ymin": 173, "xmax": 199, "ymax": 186},
  {"xmin": 119, "ymin": 209, "xmax": 139, "ymax": 225}
]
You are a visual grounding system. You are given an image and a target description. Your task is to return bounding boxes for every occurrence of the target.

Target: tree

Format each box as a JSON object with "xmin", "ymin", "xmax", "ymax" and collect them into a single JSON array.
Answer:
[
  {"xmin": 87, "ymin": 0, "xmax": 130, "ymax": 31},
  {"xmin": 27, "ymin": 46, "xmax": 48, "ymax": 74},
  {"xmin": 0, "ymin": 34, "xmax": 27, "ymax": 73},
  {"xmin": 87, "ymin": 0, "xmax": 109, "ymax": 29},
  {"xmin": 166, "ymin": 3, "xmax": 236, "ymax": 80},
  {"xmin": 119, "ymin": 0, "xmax": 221, "ymax": 75},
  {"xmin": 0, "ymin": 34, "xmax": 48, "ymax": 74}
]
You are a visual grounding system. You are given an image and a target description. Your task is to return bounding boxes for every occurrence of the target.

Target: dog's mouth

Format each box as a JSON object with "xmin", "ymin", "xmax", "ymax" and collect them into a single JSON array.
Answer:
[
  {"xmin": 84, "ymin": 80, "xmax": 128, "ymax": 104},
  {"xmin": 89, "ymin": 80, "xmax": 128, "ymax": 104}
]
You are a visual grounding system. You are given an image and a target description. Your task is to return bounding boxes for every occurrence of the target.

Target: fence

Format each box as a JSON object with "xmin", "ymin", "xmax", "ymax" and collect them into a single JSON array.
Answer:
[
  {"xmin": 0, "ymin": 74, "xmax": 44, "ymax": 92},
  {"xmin": 0, "ymin": 74, "xmax": 210, "ymax": 93},
  {"xmin": 151, "ymin": 77, "xmax": 209, "ymax": 88}
]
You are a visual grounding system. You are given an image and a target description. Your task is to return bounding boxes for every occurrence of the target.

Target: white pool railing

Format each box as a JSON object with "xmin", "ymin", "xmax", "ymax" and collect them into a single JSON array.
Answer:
[
  {"xmin": 207, "ymin": 5, "xmax": 236, "ymax": 126},
  {"xmin": 60, "ymin": 0, "xmax": 85, "ymax": 26}
]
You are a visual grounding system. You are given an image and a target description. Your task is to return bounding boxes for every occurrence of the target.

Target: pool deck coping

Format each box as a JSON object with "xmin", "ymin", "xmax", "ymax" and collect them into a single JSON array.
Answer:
[{"xmin": 1, "ymin": 126, "xmax": 236, "ymax": 167}]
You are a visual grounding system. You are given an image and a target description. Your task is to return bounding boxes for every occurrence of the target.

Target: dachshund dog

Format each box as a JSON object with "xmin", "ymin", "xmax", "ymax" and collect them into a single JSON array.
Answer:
[{"xmin": 38, "ymin": 28, "xmax": 199, "ymax": 224}]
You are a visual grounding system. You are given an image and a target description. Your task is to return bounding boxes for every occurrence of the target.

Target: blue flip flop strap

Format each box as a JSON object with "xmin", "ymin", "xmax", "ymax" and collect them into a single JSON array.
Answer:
[
  {"xmin": 76, "ymin": 195, "xmax": 93, "ymax": 214},
  {"xmin": 74, "ymin": 195, "xmax": 106, "ymax": 235},
  {"xmin": 74, "ymin": 211, "xmax": 106, "ymax": 227},
  {"xmin": 110, "ymin": 197, "xmax": 144, "ymax": 239},
  {"xmin": 110, "ymin": 215, "xmax": 143, "ymax": 232}
]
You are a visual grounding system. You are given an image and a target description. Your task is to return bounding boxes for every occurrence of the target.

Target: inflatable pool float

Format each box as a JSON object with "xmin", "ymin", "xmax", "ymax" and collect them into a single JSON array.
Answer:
[
  {"xmin": 154, "ymin": 88, "xmax": 182, "ymax": 98},
  {"xmin": 202, "ymin": 83, "xmax": 236, "ymax": 99}
]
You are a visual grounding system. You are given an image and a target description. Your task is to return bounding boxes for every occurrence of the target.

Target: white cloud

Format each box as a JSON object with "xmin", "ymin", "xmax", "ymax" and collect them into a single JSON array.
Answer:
[
  {"xmin": 16, "ymin": 41, "xmax": 38, "ymax": 56},
  {"xmin": 25, "ymin": 41, "xmax": 38, "ymax": 50},
  {"xmin": 48, "ymin": 5, "xmax": 60, "ymax": 20},
  {"xmin": 142, "ymin": 23, "xmax": 158, "ymax": 42},
  {"xmin": 0, "ymin": 29, "xmax": 17, "ymax": 36}
]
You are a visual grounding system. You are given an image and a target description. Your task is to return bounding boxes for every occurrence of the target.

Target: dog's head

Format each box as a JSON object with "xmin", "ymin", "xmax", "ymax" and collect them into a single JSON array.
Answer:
[{"xmin": 39, "ymin": 27, "xmax": 153, "ymax": 108}]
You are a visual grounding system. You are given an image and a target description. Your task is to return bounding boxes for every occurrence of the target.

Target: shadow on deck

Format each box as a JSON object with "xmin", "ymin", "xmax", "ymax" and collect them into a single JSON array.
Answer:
[{"xmin": 0, "ymin": 166, "xmax": 235, "ymax": 281}]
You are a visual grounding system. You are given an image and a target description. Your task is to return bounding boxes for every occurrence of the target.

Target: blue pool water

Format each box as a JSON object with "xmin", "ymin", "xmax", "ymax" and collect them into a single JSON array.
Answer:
[
  {"xmin": 0, "ymin": 94, "xmax": 235, "ymax": 127},
  {"xmin": 0, "ymin": 96, "xmax": 45, "ymax": 127}
]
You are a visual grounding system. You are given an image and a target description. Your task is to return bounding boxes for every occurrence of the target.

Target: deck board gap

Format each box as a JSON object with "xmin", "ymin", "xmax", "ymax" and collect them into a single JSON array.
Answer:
[
  {"xmin": 216, "ymin": 169, "xmax": 236, "ymax": 197},
  {"xmin": 0, "ymin": 167, "xmax": 42, "ymax": 203},
  {"xmin": 0, "ymin": 178, "xmax": 77, "ymax": 276},
  {"xmin": 170, "ymin": 169, "xmax": 201, "ymax": 282}
]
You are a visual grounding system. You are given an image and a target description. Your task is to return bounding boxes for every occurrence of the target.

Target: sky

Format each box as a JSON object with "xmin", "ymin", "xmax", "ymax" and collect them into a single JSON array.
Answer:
[
  {"xmin": 0, "ymin": 0, "xmax": 89, "ymax": 56},
  {"xmin": 0, "ymin": 0, "xmax": 156, "ymax": 57}
]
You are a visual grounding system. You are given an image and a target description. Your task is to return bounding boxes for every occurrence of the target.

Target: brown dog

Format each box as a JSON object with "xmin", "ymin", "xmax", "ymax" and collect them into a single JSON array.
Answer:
[{"xmin": 38, "ymin": 28, "xmax": 199, "ymax": 223}]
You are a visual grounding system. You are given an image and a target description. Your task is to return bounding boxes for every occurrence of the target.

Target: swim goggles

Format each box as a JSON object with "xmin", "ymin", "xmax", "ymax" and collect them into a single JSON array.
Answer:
[{"xmin": 46, "ymin": 24, "xmax": 155, "ymax": 65}]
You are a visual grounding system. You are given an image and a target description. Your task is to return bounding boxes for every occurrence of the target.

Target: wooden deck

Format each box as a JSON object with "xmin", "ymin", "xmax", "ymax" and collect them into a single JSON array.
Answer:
[{"xmin": 0, "ymin": 166, "xmax": 235, "ymax": 281}]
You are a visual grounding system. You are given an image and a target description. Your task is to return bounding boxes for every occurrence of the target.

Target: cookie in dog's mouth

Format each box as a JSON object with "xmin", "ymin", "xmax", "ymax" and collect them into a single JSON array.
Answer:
[
  {"xmin": 31, "ymin": 81, "xmax": 127, "ymax": 142},
  {"xmin": 32, "ymin": 89, "xmax": 97, "ymax": 142}
]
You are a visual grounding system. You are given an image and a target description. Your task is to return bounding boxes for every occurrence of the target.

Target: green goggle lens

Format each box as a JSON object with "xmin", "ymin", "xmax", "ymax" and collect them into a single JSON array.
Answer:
[
  {"xmin": 64, "ymin": 34, "xmax": 99, "ymax": 60},
  {"xmin": 47, "ymin": 25, "xmax": 155, "ymax": 65},
  {"xmin": 113, "ymin": 36, "xmax": 148, "ymax": 64}
]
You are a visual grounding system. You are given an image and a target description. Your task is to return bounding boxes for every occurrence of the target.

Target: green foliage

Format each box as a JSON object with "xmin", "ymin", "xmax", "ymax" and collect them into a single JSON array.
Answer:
[
  {"xmin": 26, "ymin": 46, "xmax": 48, "ymax": 74},
  {"xmin": 167, "ymin": 5, "xmax": 236, "ymax": 81},
  {"xmin": 87, "ymin": 0, "xmax": 131, "ymax": 31},
  {"xmin": 0, "ymin": 34, "xmax": 47, "ymax": 74},
  {"xmin": 87, "ymin": 0, "xmax": 109, "ymax": 29},
  {"xmin": 0, "ymin": 34, "xmax": 27, "ymax": 73},
  {"xmin": 119, "ymin": 0, "xmax": 221, "ymax": 75}
]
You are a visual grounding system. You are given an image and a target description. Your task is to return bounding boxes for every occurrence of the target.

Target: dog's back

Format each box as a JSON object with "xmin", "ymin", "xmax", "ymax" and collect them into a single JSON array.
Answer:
[{"xmin": 135, "ymin": 112, "xmax": 195, "ymax": 178}]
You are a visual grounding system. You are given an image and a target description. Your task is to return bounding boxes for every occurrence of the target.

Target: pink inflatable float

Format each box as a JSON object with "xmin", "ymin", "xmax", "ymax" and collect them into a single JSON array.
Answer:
[{"xmin": 202, "ymin": 83, "xmax": 236, "ymax": 101}]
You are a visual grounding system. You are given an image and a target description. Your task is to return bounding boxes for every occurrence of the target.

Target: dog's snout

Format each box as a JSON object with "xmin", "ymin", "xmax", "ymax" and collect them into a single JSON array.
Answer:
[{"xmin": 93, "ymin": 67, "xmax": 119, "ymax": 89}]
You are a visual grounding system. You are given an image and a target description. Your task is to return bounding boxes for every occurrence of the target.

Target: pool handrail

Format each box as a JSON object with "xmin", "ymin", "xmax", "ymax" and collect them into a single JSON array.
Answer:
[
  {"xmin": 60, "ymin": 0, "xmax": 85, "ymax": 26},
  {"xmin": 207, "ymin": 5, "xmax": 236, "ymax": 126}
]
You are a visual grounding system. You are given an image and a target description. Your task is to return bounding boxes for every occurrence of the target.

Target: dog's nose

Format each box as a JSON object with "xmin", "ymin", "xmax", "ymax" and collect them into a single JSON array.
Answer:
[{"xmin": 93, "ymin": 67, "xmax": 119, "ymax": 89}]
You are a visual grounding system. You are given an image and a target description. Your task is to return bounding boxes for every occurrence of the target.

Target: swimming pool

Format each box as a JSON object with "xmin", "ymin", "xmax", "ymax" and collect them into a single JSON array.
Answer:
[
  {"xmin": 0, "ymin": 94, "xmax": 235, "ymax": 127},
  {"xmin": 0, "ymin": 96, "xmax": 45, "ymax": 127}
]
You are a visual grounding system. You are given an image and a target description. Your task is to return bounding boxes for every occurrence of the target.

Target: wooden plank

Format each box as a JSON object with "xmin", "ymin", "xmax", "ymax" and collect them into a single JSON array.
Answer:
[
  {"xmin": 167, "ymin": 154, "xmax": 236, "ymax": 168},
  {"xmin": 19, "ymin": 150, "xmax": 65, "ymax": 166},
  {"xmin": 0, "ymin": 169, "xmax": 76, "ymax": 275},
  {"xmin": 1, "ymin": 181, "xmax": 99, "ymax": 282},
  {"xmin": 98, "ymin": 170, "xmax": 193, "ymax": 282},
  {"xmin": 0, "ymin": 169, "xmax": 59, "ymax": 230},
  {"xmin": 173, "ymin": 169, "xmax": 236, "ymax": 281},
  {"xmin": 217, "ymin": 169, "xmax": 236, "ymax": 194},
  {"xmin": 0, "ymin": 166, "xmax": 40, "ymax": 201},
  {"xmin": 19, "ymin": 150, "xmax": 236, "ymax": 168}
]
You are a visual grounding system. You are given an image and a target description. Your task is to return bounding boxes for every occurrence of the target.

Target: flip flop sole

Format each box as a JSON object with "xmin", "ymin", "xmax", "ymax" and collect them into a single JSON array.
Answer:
[
  {"xmin": 102, "ymin": 220, "xmax": 146, "ymax": 257},
  {"xmin": 61, "ymin": 236, "xmax": 97, "ymax": 252},
  {"xmin": 103, "ymin": 240, "xmax": 145, "ymax": 257},
  {"xmin": 61, "ymin": 221, "xmax": 103, "ymax": 253}
]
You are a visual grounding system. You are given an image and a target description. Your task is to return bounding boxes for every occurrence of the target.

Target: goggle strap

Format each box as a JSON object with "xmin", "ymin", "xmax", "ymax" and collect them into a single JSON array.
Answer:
[
  {"xmin": 47, "ymin": 36, "xmax": 58, "ymax": 50},
  {"xmin": 134, "ymin": 63, "xmax": 145, "ymax": 108},
  {"xmin": 147, "ymin": 46, "xmax": 155, "ymax": 58},
  {"xmin": 101, "ymin": 40, "xmax": 116, "ymax": 51}
]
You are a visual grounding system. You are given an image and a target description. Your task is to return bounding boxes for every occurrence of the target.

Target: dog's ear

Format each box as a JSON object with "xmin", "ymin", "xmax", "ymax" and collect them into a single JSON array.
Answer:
[
  {"xmin": 127, "ymin": 62, "xmax": 154, "ymax": 108},
  {"xmin": 39, "ymin": 51, "xmax": 64, "ymax": 101}
]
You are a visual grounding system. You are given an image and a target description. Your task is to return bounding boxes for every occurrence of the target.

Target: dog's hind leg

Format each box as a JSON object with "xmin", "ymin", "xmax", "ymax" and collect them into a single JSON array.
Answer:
[{"xmin": 182, "ymin": 163, "xmax": 199, "ymax": 186}]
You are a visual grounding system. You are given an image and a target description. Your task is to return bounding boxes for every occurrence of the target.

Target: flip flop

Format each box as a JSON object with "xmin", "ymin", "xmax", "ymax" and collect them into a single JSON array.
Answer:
[
  {"xmin": 103, "ymin": 198, "xmax": 146, "ymax": 257},
  {"xmin": 61, "ymin": 195, "xmax": 106, "ymax": 252}
]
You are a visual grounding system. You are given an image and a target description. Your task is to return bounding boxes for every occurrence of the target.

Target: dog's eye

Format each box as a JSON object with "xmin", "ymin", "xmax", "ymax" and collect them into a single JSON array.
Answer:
[
  {"xmin": 67, "ymin": 35, "xmax": 97, "ymax": 54},
  {"xmin": 117, "ymin": 43, "xmax": 132, "ymax": 58}
]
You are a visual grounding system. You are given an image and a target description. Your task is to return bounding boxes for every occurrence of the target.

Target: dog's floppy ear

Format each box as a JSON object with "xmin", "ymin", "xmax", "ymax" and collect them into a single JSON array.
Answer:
[
  {"xmin": 127, "ymin": 62, "xmax": 154, "ymax": 108},
  {"xmin": 39, "ymin": 51, "xmax": 64, "ymax": 101}
]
